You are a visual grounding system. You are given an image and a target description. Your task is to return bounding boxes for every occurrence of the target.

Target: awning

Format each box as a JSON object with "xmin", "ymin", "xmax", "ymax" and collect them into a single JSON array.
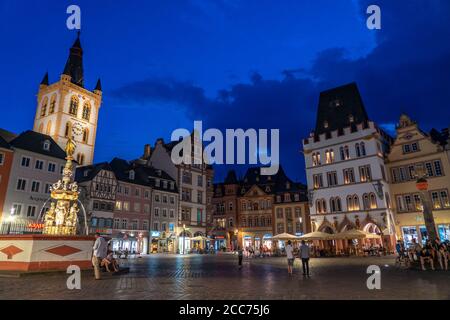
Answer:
[
  {"xmin": 329, "ymin": 229, "xmax": 381, "ymax": 240},
  {"xmin": 271, "ymin": 233, "xmax": 301, "ymax": 240},
  {"xmin": 191, "ymin": 236, "xmax": 210, "ymax": 241},
  {"xmin": 298, "ymin": 231, "xmax": 334, "ymax": 241}
]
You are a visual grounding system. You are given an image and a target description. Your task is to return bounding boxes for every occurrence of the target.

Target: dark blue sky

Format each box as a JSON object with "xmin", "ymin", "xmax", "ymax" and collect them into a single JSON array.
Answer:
[{"xmin": 1, "ymin": 0, "xmax": 449, "ymax": 182}]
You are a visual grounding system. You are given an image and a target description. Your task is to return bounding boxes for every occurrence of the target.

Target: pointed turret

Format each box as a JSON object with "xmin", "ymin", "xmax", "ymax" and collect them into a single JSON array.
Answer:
[
  {"xmin": 40, "ymin": 72, "xmax": 49, "ymax": 86},
  {"xmin": 62, "ymin": 31, "xmax": 84, "ymax": 87},
  {"xmin": 94, "ymin": 78, "xmax": 102, "ymax": 91}
]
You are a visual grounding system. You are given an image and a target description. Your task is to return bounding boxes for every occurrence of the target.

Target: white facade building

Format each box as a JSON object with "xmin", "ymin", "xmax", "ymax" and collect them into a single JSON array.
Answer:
[{"xmin": 303, "ymin": 83, "xmax": 396, "ymax": 250}]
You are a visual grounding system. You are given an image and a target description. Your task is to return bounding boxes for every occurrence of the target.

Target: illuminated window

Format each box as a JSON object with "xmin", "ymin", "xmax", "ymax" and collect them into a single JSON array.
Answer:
[
  {"xmin": 49, "ymin": 95, "xmax": 56, "ymax": 113},
  {"xmin": 65, "ymin": 122, "xmax": 72, "ymax": 138},
  {"xmin": 82, "ymin": 128, "xmax": 89, "ymax": 143},
  {"xmin": 69, "ymin": 96, "xmax": 79, "ymax": 115},
  {"xmin": 82, "ymin": 102, "xmax": 91, "ymax": 121},
  {"xmin": 40, "ymin": 97, "xmax": 48, "ymax": 117}
]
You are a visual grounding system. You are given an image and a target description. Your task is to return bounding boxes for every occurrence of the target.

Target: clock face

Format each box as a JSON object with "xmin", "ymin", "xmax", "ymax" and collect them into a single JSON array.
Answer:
[{"xmin": 72, "ymin": 122, "xmax": 84, "ymax": 136}]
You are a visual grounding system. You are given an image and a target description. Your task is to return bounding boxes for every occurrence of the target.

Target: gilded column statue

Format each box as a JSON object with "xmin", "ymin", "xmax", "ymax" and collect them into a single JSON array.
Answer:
[{"xmin": 42, "ymin": 133, "xmax": 81, "ymax": 235}]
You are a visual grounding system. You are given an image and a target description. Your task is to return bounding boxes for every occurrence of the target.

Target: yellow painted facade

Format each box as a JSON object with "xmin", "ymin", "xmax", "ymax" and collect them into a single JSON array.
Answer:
[{"xmin": 386, "ymin": 114, "xmax": 450, "ymax": 244}]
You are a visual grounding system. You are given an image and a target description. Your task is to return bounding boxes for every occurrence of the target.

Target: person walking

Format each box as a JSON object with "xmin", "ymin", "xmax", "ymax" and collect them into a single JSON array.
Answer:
[
  {"xmin": 238, "ymin": 246, "xmax": 243, "ymax": 269},
  {"xmin": 92, "ymin": 232, "xmax": 108, "ymax": 280},
  {"xmin": 285, "ymin": 240, "xmax": 294, "ymax": 275},
  {"xmin": 300, "ymin": 240, "xmax": 311, "ymax": 276}
]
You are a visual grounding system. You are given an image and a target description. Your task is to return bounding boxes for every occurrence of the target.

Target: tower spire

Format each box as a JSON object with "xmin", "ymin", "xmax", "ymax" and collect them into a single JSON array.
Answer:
[
  {"xmin": 40, "ymin": 72, "xmax": 49, "ymax": 86},
  {"xmin": 94, "ymin": 78, "xmax": 102, "ymax": 91},
  {"xmin": 62, "ymin": 32, "xmax": 84, "ymax": 87}
]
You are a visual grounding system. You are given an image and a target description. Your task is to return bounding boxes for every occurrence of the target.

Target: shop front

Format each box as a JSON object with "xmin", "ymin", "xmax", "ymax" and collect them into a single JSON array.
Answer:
[
  {"xmin": 401, "ymin": 224, "xmax": 450, "ymax": 247},
  {"xmin": 213, "ymin": 236, "xmax": 226, "ymax": 251},
  {"xmin": 150, "ymin": 231, "xmax": 176, "ymax": 253},
  {"xmin": 178, "ymin": 230, "xmax": 192, "ymax": 254},
  {"xmin": 111, "ymin": 231, "xmax": 148, "ymax": 254}
]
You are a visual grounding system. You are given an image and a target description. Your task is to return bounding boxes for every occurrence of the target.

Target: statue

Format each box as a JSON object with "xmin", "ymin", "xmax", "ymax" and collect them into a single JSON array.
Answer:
[
  {"xmin": 66, "ymin": 203, "xmax": 79, "ymax": 227},
  {"xmin": 44, "ymin": 203, "xmax": 56, "ymax": 227},
  {"xmin": 55, "ymin": 201, "xmax": 68, "ymax": 226},
  {"xmin": 65, "ymin": 136, "xmax": 76, "ymax": 158},
  {"xmin": 42, "ymin": 125, "xmax": 85, "ymax": 236}
]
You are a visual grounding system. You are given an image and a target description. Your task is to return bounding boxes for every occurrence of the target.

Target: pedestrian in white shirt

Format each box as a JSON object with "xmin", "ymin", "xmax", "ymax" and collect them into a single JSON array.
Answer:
[
  {"xmin": 285, "ymin": 240, "xmax": 294, "ymax": 275},
  {"xmin": 299, "ymin": 240, "xmax": 311, "ymax": 276},
  {"xmin": 92, "ymin": 233, "xmax": 108, "ymax": 280}
]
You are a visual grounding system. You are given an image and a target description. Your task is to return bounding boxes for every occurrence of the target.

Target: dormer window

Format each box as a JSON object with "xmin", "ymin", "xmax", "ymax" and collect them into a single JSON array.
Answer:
[
  {"xmin": 286, "ymin": 182, "xmax": 291, "ymax": 189},
  {"xmin": 155, "ymin": 179, "xmax": 160, "ymax": 187},
  {"xmin": 170, "ymin": 182, "xmax": 174, "ymax": 190},
  {"xmin": 323, "ymin": 121, "xmax": 329, "ymax": 129},
  {"xmin": 43, "ymin": 140, "xmax": 51, "ymax": 151},
  {"xmin": 330, "ymin": 99, "xmax": 342, "ymax": 108},
  {"xmin": 349, "ymin": 114, "xmax": 354, "ymax": 123},
  {"xmin": 129, "ymin": 170, "xmax": 135, "ymax": 180},
  {"xmin": 265, "ymin": 186, "xmax": 271, "ymax": 192},
  {"xmin": 84, "ymin": 170, "xmax": 89, "ymax": 177}
]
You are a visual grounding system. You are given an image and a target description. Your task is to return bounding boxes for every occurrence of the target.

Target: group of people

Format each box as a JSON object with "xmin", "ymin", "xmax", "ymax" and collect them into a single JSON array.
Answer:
[
  {"xmin": 92, "ymin": 233, "xmax": 120, "ymax": 279},
  {"xmin": 396, "ymin": 237, "xmax": 449, "ymax": 271},
  {"xmin": 285, "ymin": 240, "xmax": 311, "ymax": 276},
  {"xmin": 244, "ymin": 245, "xmax": 271, "ymax": 258}
]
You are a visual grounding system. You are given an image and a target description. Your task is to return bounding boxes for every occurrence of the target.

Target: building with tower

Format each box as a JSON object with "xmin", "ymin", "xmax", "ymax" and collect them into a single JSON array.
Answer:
[
  {"xmin": 302, "ymin": 83, "xmax": 396, "ymax": 251},
  {"xmin": 33, "ymin": 33, "xmax": 102, "ymax": 166}
]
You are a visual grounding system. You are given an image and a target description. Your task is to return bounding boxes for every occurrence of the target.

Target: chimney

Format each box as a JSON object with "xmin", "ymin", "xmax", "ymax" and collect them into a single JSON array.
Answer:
[{"xmin": 143, "ymin": 144, "xmax": 151, "ymax": 159}]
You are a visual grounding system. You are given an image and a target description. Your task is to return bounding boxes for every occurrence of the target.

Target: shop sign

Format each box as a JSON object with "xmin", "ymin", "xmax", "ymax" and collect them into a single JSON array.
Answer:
[{"xmin": 151, "ymin": 231, "xmax": 161, "ymax": 237}]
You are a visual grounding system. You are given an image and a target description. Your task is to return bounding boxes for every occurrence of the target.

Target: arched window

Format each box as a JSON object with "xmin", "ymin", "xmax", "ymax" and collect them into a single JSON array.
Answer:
[
  {"xmin": 370, "ymin": 193, "xmax": 377, "ymax": 209},
  {"xmin": 316, "ymin": 200, "xmax": 322, "ymax": 213},
  {"xmin": 336, "ymin": 197, "xmax": 342, "ymax": 212},
  {"xmin": 363, "ymin": 193, "xmax": 370, "ymax": 210},
  {"xmin": 355, "ymin": 143, "xmax": 361, "ymax": 157},
  {"xmin": 65, "ymin": 122, "xmax": 72, "ymax": 138},
  {"xmin": 330, "ymin": 198, "xmax": 336, "ymax": 212},
  {"xmin": 46, "ymin": 121, "xmax": 52, "ymax": 135},
  {"xmin": 344, "ymin": 146, "xmax": 349, "ymax": 159},
  {"xmin": 49, "ymin": 95, "xmax": 56, "ymax": 113},
  {"xmin": 360, "ymin": 142, "xmax": 366, "ymax": 156},
  {"xmin": 38, "ymin": 123, "xmax": 44, "ymax": 133},
  {"xmin": 77, "ymin": 153, "xmax": 85, "ymax": 165},
  {"xmin": 40, "ymin": 97, "xmax": 48, "ymax": 117},
  {"xmin": 82, "ymin": 128, "xmax": 89, "ymax": 143},
  {"xmin": 340, "ymin": 147, "xmax": 345, "ymax": 160},
  {"xmin": 82, "ymin": 102, "xmax": 91, "ymax": 121},
  {"xmin": 353, "ymin": 195, "xmax": 360, "ymax": 210},
  {"xmin": 347, "ymin": 195, "xmax": 353, "ymax": 211},
  {"xmin": 69, "ymin": 96, "xmax": 79, "ymax": 115}
]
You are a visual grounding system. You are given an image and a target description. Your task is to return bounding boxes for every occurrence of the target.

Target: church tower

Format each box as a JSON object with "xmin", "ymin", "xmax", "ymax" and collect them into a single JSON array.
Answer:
[{"xmin": 33, "ymin": 33, "xmax": 102, "ymax": 166}]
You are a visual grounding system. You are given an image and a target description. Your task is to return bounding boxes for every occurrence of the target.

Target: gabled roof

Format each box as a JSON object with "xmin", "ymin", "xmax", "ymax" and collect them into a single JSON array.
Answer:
[
  {"xmin": 109, "ymin": 157, "xmax": 178, "ymax": 192},
  {"xmin": 314, "ymin": 82, "xmax": 369, "ymax": 135},
  {"xmin": 75, "ymin": 162, "xmax": 113, "ymax": 183},
  {"xmin": 224, "ymin": 170, "xmax": 238, "ymax": 184},
  {"xmin": 0, "ymin": 135, "xmax": 11, "ymax": 150},
  {"xmin": 5, "ymin": 130, "xmax": 66, "ymax": 160},
  {"xmin": 0, "ymin": 128, "xmax": 18, "ymax": 143}
]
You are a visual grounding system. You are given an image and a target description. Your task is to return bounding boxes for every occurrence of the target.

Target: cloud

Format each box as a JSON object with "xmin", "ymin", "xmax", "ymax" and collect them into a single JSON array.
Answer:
[{"xmin": 111, "ymin": 0, "xmax": 450, "ymax": 181}]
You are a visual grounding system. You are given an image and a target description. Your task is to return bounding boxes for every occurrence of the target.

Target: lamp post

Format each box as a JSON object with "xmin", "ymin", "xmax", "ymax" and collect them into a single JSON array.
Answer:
[{"xmin": 416, "ymin": 166, "xmax": 438, "ymax": 243}]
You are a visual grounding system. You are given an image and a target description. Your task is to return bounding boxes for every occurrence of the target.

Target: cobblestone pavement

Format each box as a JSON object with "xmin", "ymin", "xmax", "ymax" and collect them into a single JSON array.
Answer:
[{"xmin": 0, "ymin": 254, "xmax": 449, "ymax": 299}]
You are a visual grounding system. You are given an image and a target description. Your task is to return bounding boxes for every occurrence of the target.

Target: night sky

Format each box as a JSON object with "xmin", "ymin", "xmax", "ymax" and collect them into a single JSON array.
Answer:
[{"xmin": 1, "ymin": 0, "xmax": 449, "ymax": 183}]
